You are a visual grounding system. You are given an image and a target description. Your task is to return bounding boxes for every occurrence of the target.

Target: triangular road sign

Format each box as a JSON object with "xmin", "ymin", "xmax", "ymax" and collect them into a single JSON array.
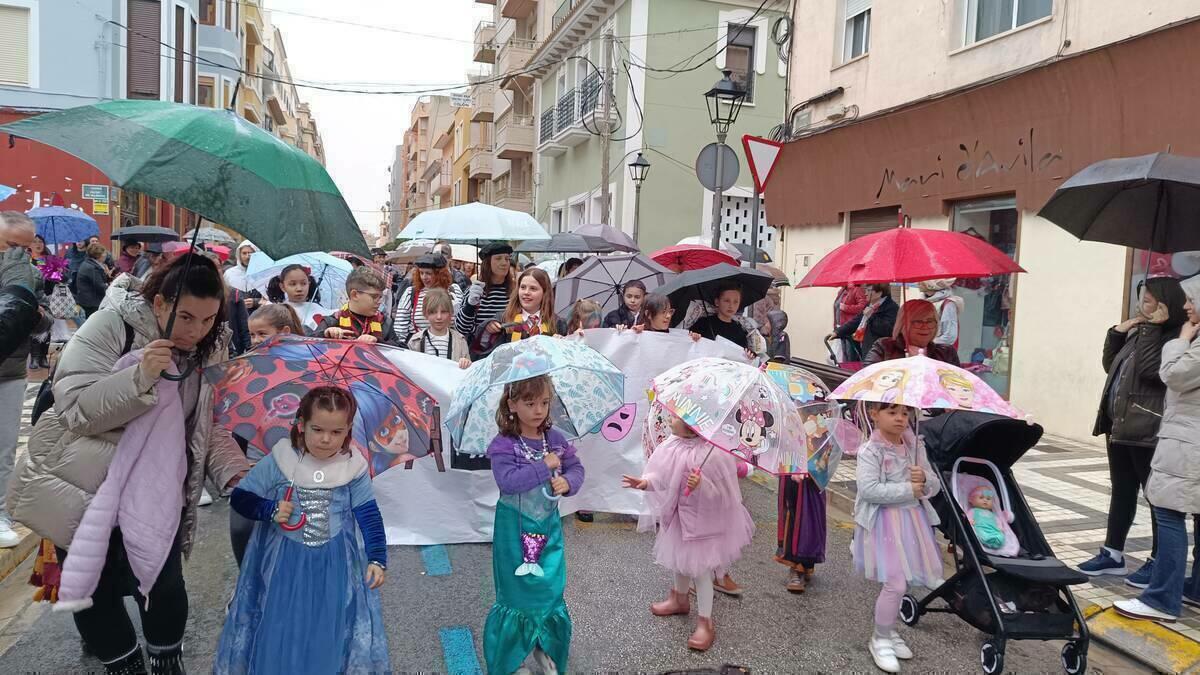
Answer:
[{"xmin": 742, "ymin": 135, "xmax": 785, "ymax": 193}]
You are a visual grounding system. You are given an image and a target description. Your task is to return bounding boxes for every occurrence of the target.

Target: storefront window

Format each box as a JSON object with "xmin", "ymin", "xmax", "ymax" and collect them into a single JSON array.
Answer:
[
  {"xmin": 951, "ymin": 196, "xmax": 1018, "ymax": 398},
  {"xmin": 1128, "ymin": 249, "xmax": 1200, "ymax": 317}
]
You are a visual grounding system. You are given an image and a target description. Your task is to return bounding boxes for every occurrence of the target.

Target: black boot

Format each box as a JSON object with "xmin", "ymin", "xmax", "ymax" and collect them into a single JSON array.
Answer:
[
  {"xmin": 37, "ymin": 341, "xmax": 51, "ymax": 369},
  {"xmin": 146, "ymin": 645, "xmax": 185, "ymax": 675},
  {"xmin": 104, "ymin": 646, "xmax": 147, "ymax": 675}
]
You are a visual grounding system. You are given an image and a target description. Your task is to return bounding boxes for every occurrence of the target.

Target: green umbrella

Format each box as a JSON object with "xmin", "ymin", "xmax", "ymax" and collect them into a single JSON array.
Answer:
[{"xmin": 0, "ymin": 100, "xmax": 366, "ymax": 258}]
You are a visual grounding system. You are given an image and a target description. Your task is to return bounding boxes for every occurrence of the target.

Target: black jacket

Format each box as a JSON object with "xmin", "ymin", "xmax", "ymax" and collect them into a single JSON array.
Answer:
[
  {"xmin": 74, "ymin": 258, "xmax": 109, "ymax": 309},
  {"xmin": 835, "ymin": 296, "xmax": 899, "ymax": 357},
  {"xmin": 602, "ymin": 305, "xmax": 642, "ymax": 328},
  {"xmin": 1094, "ymin": 323, "xmax": 1173, "ymax": 447},
  {"xmin": 228, "ymin": 290, "xmax": 252, "ymax": 356},
  {"xmin": 0, "ymin": 285, "xmax": 48, "ymax": 376}
]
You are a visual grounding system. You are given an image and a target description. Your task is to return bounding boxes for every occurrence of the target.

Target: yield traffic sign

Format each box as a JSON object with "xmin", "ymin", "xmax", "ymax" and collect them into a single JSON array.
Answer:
[{"xmin": 742, "ymin": 135, "xmax": 785, "ymax": 193}]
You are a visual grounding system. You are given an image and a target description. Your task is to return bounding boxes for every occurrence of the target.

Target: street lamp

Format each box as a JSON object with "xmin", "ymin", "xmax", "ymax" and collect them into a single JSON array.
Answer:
[
  {"xmin": 628, "ymin": 152, "xmax": 650, "ymax": 244},
  {"xmin": 703, "ymin": 70, "xmax": 746, "ymax": 248}
]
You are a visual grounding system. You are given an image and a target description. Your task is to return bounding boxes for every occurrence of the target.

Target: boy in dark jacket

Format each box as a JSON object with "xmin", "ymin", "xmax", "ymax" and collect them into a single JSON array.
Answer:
[{"xmin": 313, "ymin": 266, "xmax": 400, "ymax": 346}]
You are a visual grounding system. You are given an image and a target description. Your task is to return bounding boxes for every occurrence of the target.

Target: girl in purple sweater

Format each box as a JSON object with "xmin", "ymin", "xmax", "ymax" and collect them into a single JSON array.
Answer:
[{"xmin": 485, "ymin": 374, "xmax": 585, "ymax": 674}]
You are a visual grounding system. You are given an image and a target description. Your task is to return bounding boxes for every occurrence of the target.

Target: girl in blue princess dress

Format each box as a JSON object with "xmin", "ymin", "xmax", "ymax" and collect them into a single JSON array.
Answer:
[{"xmin": 214, "ymin": 386, "xmax": 389, "ymax": 675}]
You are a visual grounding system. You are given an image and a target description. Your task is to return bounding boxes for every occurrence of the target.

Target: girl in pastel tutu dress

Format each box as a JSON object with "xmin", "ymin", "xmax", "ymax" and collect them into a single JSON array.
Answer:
[
  {"xmin": 214, "ymin": 386, "xmax": 389, "ymax": 675},
  {"xmin": 853, "ymin": 402, "xmax": 944, "ymax": 674},
  {"xmin": 623, "ymin": 411, "xmax": 754, "ymax": 651},
  {"xmin": 485, "ymin": 375, "xmax": 585, "ymax": 675}
]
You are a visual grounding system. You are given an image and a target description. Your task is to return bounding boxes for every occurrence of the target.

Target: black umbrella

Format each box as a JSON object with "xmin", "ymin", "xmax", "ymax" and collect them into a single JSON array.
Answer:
[
  {"xmin": 732, "ymin": 242, "xmax": 772, "ymax": 263},
  {"xmin": 515, "ymin": 232, "xmax": 620, "ymax": 254},
  {"xmin": 1038, "ymin": 152, "xmax": 1200, "ymax": 253},
  {"xmin": 111, "ymin": 225, "xmax": 181, "ymax": 243},
  {"xmin": 656, "ymin": 263, "xmax": 774, "ymax": 326}
]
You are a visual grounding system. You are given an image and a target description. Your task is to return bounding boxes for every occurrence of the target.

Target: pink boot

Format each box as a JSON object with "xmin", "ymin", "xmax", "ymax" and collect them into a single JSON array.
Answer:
[
  {"xmin": 688, "ymin": 616, "xmax": 715, "ymax": 651},
  {"xmin": 650, "ymin": 589, "xmax": 691, "ymax": 616}
]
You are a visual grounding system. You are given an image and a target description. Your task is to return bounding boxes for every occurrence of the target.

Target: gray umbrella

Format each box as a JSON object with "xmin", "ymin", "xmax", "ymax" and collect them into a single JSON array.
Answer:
[
  {"xmin": 1038, "ymin": 152, "xmax": 1200, "ymax": 253},
  {"xmin": 553, "ymin": 253, "xmax": 675, "ymax": 315},
  {"xmin": 110, "ymin": 225, "xmax": 181, "ymax": 243},
  {"xmin": 182, "ymin": 226, "xmax": 237, "ymax": 247},
  {"xmin": 515, "ymin": 232, "xmax": 620, "ymax": 254},
  {"xmin": 571, "ymin": 223, "xmax": 640, "ymax": 253}
]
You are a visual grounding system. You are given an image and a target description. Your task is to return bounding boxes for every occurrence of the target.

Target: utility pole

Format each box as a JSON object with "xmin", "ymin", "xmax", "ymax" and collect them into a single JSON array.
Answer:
[
  {"xmin": 599, "ymin": 29, "xmax": 613, "ymax": 226},
  {"xmin": 709, "ymin": 133, "xmax": 726, "ymax": 249}
]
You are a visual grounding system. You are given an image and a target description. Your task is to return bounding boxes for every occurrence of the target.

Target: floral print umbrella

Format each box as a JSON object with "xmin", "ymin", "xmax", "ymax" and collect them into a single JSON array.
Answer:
[
  {"xmin": 205, "ymin": 335, "xmax": 442, "ymax": 478},
  {"xmin": 445, "ymin": 335, "xmax": 625, "ymax": 457}
]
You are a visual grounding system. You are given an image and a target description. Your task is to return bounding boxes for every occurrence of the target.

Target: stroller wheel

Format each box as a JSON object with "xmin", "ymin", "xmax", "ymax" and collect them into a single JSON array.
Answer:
[
  {"xmin": 980, "ymin": 639, "xmax": 1004, "ymax": 674},
  {"xmin": 1061, "ymin": 641, "xmax": 1086, "ymax": 674},
  {"xmin": 899, "ymin": 594, "xmax": 920, "ymax": 626}
]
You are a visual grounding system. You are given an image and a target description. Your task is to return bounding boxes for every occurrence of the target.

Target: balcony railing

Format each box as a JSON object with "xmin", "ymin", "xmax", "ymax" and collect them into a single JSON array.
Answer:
[
  {"xmin": 553, "ymin": 0, "xmax": 579, "ymax": 31},
  {"xmin": 539, "ymin": 109, "xmax": 555, "ymax": 144},
  {"xmin": 473, "ymin": 21, "xmax": 497, "ymax": 64},
  {"xmin": 580, "ymin": 73, "xmax": 606, "ymax": 115},
  {"xmin": 497, "ymin": 38, "xmax": 538, "ymax": 80}
]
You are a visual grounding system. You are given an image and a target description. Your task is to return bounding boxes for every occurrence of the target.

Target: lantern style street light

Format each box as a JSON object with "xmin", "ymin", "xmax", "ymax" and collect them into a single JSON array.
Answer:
[
  {"xmin": 628, "ymin": 152, "xmax": 650, "ymax": 243},
  {"xmin": 703, "ymin": 70, "xmax": 746, "ymax": 247}
]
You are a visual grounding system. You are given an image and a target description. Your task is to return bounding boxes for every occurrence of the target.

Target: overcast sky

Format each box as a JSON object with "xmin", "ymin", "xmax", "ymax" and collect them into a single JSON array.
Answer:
[{"xmin": 267, "ymin": 1, "xmax": 489, "ymax": 233}]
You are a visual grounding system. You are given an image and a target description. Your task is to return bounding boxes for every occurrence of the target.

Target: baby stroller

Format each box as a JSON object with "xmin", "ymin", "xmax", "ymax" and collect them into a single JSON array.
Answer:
[{"xmin": 903, "ymin": 411, "xmax": 1090, "ymax": 674}]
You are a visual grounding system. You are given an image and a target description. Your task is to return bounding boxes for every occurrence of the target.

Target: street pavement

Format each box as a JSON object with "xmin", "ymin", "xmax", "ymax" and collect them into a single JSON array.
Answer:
[{"xmin": 0, "ymin": 462, "xmax": 1143, "ymax": 673}]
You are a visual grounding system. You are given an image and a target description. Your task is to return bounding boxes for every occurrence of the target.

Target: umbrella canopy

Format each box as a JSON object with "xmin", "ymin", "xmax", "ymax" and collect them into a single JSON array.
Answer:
[
  {"xmin": 0, "ymin": 185, "xmax": 15, "ymax": 202},
  {"xmin": 386, "ymin": 240, "xmax": 435, "ymax": 264},
  {"xmin": 206, "ymin": 336, "xmax": 443, "ymax": 478},
  {"xmin": 396, "ymin": 202, "xmax": 549, "ymax": 243},
  {"xmin": 797, "ymin": 227, "xmax": 1024, "ymax": 288},
  {"xmin": 246, "ymin": 251, "xmax": 353, "ymax": 309},
  {"xmin": 677, "ymin": 236, "xmax": 743, "ymax": 260},
  {"xmin": 1038, "ymin": 152, "xmax": 1200, "ymax": 253},
  {"xmin": 515, "ymin": 232, "xmax": 622, "ymax": 254},
  {"xmin": 450, "ymin": 243, "xmax": 478, "ymax": 262},
  {"xmin": 571, "ymin": 223, "xmax": 639, "ymax": 252},
  {"xmin": 0, "ymin": 100, "xmax": 367, "ymax": 258},
  {"xmin": 553, "ymin": 253, "xmax": 675, "ymax": 315},
  {"xmin": 830, "ymin": 354, "xmax": 1023, "ymax": 418},
  {"xmin": 732, "ymin": 242, "xmax": 772, "ymax": 263},
  {"xmin": 111, "ymin": 225, "xmax": 180, "ymax": 243},
  {"xmin": 26, "ymin": 205, "xmax": 99, "ymax": 245},
  {"xmin": 764, "ymin": 362, "xmax": 829, "ymax": 404},
  {"xmin": 182, "ymin": 226, "xmax": 237, "ymax": 247},
  {"xmin": 651, "ymin": 243, "xmax": 740, "ymax": 272},
  {"xmin": 656, "ymin": 263, "xmax": 774, "ymax": 320},
  {"xmin": 753, "ymin": 262, "xmax": 790, "ymax": 287},
  {"xmin": 445, "ymin": 336, "xmax": 625, "ymax": 457}
]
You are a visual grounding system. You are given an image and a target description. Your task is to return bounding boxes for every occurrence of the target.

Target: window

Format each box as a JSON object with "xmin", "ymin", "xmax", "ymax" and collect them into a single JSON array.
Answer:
[
  {"xmin": 551, "ymin": 207, "xmax": 565, "ymax": 233},
  {"xmin": 0, "ymin": 4, "xmax": 32, "ymax": 87},
  {"xmin": 190, "ymin": 17, "xmax": 197, "ymax": 103},
  {"xmin": 222, "ymin": 77, "xmax": 235, "ymax": 109},
  {"xmin": 966, "ymin": 0, "xmax": 1052, "ymax": 44},
  {"xmin": 146, "ymin": 196, "xmax": 158, "ymax": 226},
  {"xmin": 453, "ymin": 180, "xmax": 461, "ymax": 205},
  {"xmin": 174, "ymin": 6, "xmax": 185, "ymax": 103},
  {"xmin": 455, "ymin": 121, "xmax": 465, "ymax": 157},
  {"xmin": 224, "ymin": 0, "xmax": 234, "ymax": 31},
  {"xmin": 843, "ymin": 0, "xmax": 871, "ymax": 62},
  {"xmin": 724, "ymin": 24, "xmax": 756, "ymax": 103},
  {"xmin": 199, "ymin": 0, "xmax": 215, "ymax": 25},
  {"xmin": 951, "ymin": 196, "xmax": 1018, "ymax": 398},
  {"xmin": 127, "ymin": 0, "xmax": 162, "ymax": 99},
  {"xmin": 198, "ymin": 76, "xmax": 215, "ymax": 107},
  {"xmin": 119, "ymin": 189, "xmax": 140, "ymax": 225}
]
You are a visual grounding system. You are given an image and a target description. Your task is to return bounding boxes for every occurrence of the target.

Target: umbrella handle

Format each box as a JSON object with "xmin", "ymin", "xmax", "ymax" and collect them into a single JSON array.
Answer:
[
  {"xmin": 543, "ymin": 469, "xmax": 562, "ymax": 501},
  {"xmin": 161, "ymin": 360, "xmax": 197, "ymax": 382},
  {"xmin": 278, "ymin": 485, "xmax": 308, "ymax": 531},
  {"xmin": 682, "ymin": 468, "xmax": 703, "ymax": 497}
]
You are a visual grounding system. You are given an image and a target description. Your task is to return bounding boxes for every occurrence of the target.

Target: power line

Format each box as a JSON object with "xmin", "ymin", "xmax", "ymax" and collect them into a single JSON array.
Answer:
[{"xmin": 621, "ymin": 0, "xmax": 781, "ymax": 79}]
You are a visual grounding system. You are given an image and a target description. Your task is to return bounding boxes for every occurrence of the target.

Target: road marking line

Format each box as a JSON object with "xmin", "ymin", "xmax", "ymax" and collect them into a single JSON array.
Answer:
[
  {"xmin": 421, "ymin": 544, "xmax": 452, "ymax": 576},
  {"xmin": 438, "ymin": 625, "xmax": 483, "ymax": 675}
]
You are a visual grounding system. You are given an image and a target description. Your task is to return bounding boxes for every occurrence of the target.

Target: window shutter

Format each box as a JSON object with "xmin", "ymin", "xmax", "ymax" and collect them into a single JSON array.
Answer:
[
  {"xmin": 845, "ymin": 0, "xmax": 871, "ymax": 19},
  {"xmin": 190, "ymin": 18, "xmax": 197, "ymax": 103},
  {"xmin": 127, "ymin": 0, "xmax": 162, "ymax": 99},
  {"xmin": 848, "ymin": 207, "xmax": 897, "ymax": 241},
  {"xmin": 174, "ymin": 6, "xmax": 185, "ymax": 103},
  {"xmin": 0, "ymin": 6, "xmax": 30, "ymax": 86}
]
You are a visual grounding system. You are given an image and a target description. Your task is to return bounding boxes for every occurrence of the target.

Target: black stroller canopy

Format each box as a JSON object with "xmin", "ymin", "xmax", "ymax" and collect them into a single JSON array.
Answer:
[{"xmin": 921, "ymin": 411, "xmax": 1043, "ymax": 470}]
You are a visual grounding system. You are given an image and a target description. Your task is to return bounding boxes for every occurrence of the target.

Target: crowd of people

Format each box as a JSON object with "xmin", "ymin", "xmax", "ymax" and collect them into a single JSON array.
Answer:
[{"xmin": 2, "ymin": 209, "xmax": 1199, "ymax": 673}]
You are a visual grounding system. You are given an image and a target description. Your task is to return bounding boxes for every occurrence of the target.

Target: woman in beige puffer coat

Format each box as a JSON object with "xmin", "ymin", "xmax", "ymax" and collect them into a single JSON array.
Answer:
[{"xmin": 9, "ymin": 253, "xmax": 248, "ymax": 674}]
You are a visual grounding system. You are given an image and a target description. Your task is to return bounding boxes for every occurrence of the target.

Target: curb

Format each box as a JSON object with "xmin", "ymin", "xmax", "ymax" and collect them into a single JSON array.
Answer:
[{"xmin": 0, "ymin": 528, "xmax": 38, "ymax": 586}]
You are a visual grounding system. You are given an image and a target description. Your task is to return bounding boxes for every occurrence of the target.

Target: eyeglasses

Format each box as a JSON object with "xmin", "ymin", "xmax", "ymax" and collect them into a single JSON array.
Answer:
[
  {"xmin": 911, "ymin": 318, "xmax": 939, "ymax": 327},
  {"xmin": 355, "ymin": 290, "xmax": 383, "ymax": 302}
]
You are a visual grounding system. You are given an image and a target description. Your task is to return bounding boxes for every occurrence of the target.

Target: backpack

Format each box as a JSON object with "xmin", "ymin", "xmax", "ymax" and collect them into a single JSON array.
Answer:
[
  {"xmin": 47, "ymin": 283, "xmax": 79, "ymax": 320},
  {"xmin": 31, "ymin": 321, "xmax": 134, "ymax": 427}
]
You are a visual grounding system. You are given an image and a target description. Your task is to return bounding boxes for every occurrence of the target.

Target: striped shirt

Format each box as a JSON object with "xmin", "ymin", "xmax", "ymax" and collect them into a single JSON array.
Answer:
[
  {"xmin": 454, "ymin": 285, "xmax": 511, "ymax": 337},
  {"xmin": 394, "ymin": 285, "xmax": 463, "ymax": 344}
]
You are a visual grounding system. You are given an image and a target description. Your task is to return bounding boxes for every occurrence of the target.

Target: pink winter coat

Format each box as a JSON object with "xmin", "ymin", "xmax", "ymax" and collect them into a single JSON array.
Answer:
[{"xmin": 55, "ymin": 351, "xmax": 187, "ymax": 611}]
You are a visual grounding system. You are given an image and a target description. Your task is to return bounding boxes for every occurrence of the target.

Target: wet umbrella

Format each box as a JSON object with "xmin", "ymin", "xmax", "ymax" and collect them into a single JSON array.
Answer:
[
  {"xmin": 1038, "ymin": 152, "xmax": 1200, "ymax": 252},
  {"xmin": 571, "ymin": 223, "xmax": 639, "ymax": 252},
  {"xmin": 650, "ymin": 243, "xmax": 740, "ymax": 272},
  {"xmin": 182, "ymin": 226, "xmax": 237, "ymax": 247},
  {"xmin": 753, "ymin": 262, "xmax": 790, "ymax": 287},
  {"xmin": 246, "ymin": 251, "xmax": 353, "ymax": 309},
  {"xmin": 552, "ymin": 253, "xmax": 675, "ymax": 315},
  {"xmin": 656, "ymin": 263, "xmax": 774, "ymax": 326},
  {"xmin": 26, "ymin": 205, "xmax": 99, "ymax": 245},
  {"xmin": 111, "ymin": 225, "xmax": 180, "ymax": 243},
  {"xmin": 515, "ymin": 232, "xmax": 621, "ymax": 254},
  {"xmin": 396, "ymin": 202, "xmax": 549, "ymax": 243},
  {"xmin": 732, "ymin": 243, "xmax": 772, "ymax": 263}
]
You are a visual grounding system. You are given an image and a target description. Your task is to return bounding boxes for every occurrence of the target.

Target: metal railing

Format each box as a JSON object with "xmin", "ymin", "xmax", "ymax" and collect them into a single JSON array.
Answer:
[
  {"xmin": 539, "ymin": 108, "xmax": 555, "ymax": 144},
  {"xmin": 580, "ymin": 73, "xmax": 606, "ymax": 115},
  {"xmin": 555, "ymin": 88, "xmax": 578, "ymax": 134},
  {"xmin": 553, "ymin": 0, "xmax": 579, "ymax": 31}
]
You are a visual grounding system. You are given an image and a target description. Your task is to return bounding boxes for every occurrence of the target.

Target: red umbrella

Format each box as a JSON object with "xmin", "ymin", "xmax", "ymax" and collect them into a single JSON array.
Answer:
[
  {"xmin": 796, "ymin": 227, "xmax": 1024, "ymax": 287},
  {"xmin": 650, "ymin": 244, "xmax": 739, "ymax": 272}
]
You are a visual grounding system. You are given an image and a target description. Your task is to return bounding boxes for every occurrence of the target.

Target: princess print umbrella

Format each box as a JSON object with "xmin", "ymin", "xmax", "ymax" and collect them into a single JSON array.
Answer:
[{"xmin": 830, "ymin": 354, "xmax": 1023, "ymax": 418}]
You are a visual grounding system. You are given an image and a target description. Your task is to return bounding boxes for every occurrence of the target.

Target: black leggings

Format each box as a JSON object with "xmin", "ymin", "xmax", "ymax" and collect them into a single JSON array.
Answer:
[
  {"xmin": 56, "ymin": 528, "xmax": 189, "ymax": 664},
  {"xmin": 1105, "ymin": 440, "xmax": 1158, "ymax": 557}
]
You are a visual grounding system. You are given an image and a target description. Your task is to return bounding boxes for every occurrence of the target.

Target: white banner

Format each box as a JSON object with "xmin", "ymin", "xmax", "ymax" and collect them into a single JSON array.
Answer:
[{"xmin": 377, "ymin": 330, "xmax": 748, "ymax": 545}]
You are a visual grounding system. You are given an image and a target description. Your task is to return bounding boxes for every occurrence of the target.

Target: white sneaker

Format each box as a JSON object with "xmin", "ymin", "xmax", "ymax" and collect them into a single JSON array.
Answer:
[
  {"xmin": 889, "ymin": 631, "xmax": 913, "ymax": 660},
  {"xmin": 1114, "ymin": 598, "xmax": 1178, "ymax": 623},
  {"xmin": 869, "ymin": 636, "xmax": 901, "ymax": 673},
  {"xmin": 199, "ymin": 488, "xmax": 214, "ymax": 507},
  {"xmin": 0, "ymin": 519, "xmax": 19, "ymax": 549}
]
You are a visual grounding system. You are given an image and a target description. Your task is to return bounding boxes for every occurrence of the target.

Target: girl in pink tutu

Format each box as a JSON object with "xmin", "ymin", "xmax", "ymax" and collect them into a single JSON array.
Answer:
[
  {"xmin": 622, "ymin": 412, "xmax": 754, "ymax": 651},
  {"xmin": 853, "ymin": 402, "xmax": 943, "ymax": 673}
]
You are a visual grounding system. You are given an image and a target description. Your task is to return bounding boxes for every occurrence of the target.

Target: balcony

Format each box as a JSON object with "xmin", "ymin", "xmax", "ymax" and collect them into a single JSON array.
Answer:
[
  {"xmin": 537, "ymin": 88, "xmax": 591, "ymax": 156},
  {"xmin": 495, "ymin": 110, "xmax": 535, "ymax": 160},
  {"xmin": 529, "ymin": 0, "xmax": 620, "ymax": 78},
  {"xmin": 496, "ymin": 38, "xmax": 538, "ymax": 91},
  {"xmin": 473, "ymin": 21, "xmax": 496, "ymax": 64},
  {"xmin": 470, "ymin": 83, "xmax": 494, "ymax": 122},
  {"xmin": 499, "ymin": 0, "xmax": 536, "ymax": 19},
  {"xmin": 538, "ymin": 108, "xmax": 565, "ymax": 157},
  {"xmin": 430, "ymin": 166, "xmax": 453, "ymax": 198},
  {"xmin": 468, "ymin": 145, "xmax": 494, "ymax": 178},
  {"xmin": 421, "ymin": 158, "xmax": 443, "ymax": 181},
  {"xmin": 433, "ymin": 127, "xmax": 452, "ymax": 150},
  {"xmin": 579, "ymin": 72, "xmax": 617, "ymax": 126},
  {"xmin": 495, "ymin": 185, "xmax": 533, "ymax": 214}
]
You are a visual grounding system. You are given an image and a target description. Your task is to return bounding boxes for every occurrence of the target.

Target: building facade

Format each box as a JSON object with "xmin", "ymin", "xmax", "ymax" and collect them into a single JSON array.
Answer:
[{"xmin": 769, "ymin": 0, "xmax": 1200, "ymax": 441}]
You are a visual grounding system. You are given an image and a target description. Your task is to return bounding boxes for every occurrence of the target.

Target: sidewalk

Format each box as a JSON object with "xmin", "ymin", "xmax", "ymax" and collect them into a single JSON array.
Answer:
[{"xmin": 824, "ymin": 431, "xmax": 1200, "ymax": 672}]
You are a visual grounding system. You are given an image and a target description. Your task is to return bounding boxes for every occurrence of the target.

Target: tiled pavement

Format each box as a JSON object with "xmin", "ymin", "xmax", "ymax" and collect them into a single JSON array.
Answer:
[{"xmin": 829, "ymin": 432, "xmax": 1200, "ymax": 644}]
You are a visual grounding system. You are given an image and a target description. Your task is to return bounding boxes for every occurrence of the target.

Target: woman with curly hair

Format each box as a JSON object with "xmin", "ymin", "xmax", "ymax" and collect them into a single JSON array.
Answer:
[{"xmin": 393, "ymin": 253, "xmax": 462, "ymax": 344}]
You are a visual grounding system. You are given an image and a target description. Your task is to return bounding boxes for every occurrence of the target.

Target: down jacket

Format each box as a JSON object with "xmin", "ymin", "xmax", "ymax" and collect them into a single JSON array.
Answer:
[
  {"xmin": 1147, "ymin": 335, "xmax": 1200, "ymax": 514},
  {"xmin": 8, "ymin": 283, "xmax": 248, "ymax": 555},
  {"xmin": 1093, "ymin": 323, "xmax": 1172, "ymax": 447}
]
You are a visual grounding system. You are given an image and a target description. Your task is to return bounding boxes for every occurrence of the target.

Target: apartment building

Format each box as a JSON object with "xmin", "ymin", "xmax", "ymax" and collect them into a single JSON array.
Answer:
[
  {"xmin": 769, "ymin": 0, "xmax": 1200, "ymax": 440},
  {"xmin": 394, "ymin": 96, "xmax": 457, "ymax": 228}
]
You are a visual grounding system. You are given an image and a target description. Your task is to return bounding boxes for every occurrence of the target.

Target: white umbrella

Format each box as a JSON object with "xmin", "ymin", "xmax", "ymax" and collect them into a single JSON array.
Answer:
[
  {"xmin": 396, "ymin": 202, "xmax": 549, "ymax": 243},
  {"xmin": 676, "ymin": 235, "xmax": 743, "ymax": 261},
  {"xmin": 245, "ymin": 251, "xmax": 353, "ymax": 308},
  {"xmin": 182, "ymin": 226, "xmax": 237, "ymax": 247}
]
